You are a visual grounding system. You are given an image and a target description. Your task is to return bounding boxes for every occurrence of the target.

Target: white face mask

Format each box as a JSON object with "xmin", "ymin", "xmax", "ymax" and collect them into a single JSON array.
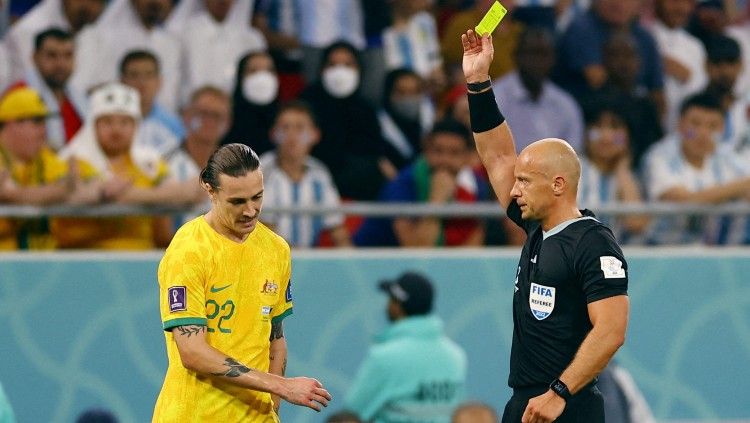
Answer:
[
  {"xmin": 322, "ymin": 65, "xmax": 359, "ymax": 98},
  {"xmin": 242, "ymin": 71, "xmax": 279, "ymax": 105}
]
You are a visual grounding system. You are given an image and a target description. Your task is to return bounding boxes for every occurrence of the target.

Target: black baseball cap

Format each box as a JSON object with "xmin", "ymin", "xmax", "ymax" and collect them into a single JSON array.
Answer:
[{"xmin": 379, "ymin": 271, "xmax": 434, "ymax": 316}]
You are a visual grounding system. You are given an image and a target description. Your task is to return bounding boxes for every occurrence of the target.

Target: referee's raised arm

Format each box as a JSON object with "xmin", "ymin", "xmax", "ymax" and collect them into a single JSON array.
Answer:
[{"xmin": 462, "ymin": 30, "xmax": 517, "ymax": 211}]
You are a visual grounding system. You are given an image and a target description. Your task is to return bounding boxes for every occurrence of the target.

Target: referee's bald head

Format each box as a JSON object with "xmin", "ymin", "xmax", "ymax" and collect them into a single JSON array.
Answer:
[{"xmin": 518, "ymin": 138, "xmax": 581, "ymax": 198}]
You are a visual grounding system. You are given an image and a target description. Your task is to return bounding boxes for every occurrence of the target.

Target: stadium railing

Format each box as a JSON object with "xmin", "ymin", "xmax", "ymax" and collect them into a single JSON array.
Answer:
[{"xmin": 1, "ymin": 201, "xmax": 750, "ymax": 217}]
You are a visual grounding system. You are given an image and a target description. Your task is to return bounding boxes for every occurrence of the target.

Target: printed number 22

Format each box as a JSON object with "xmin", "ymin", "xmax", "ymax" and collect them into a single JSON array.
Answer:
[{"xmin": 205, "ymin": 299, "xmax": 235, "ymax": 333}]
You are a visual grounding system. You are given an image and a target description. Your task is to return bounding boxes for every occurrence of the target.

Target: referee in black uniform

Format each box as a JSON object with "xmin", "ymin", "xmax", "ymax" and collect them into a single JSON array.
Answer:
[{"xmin": 460, "ymin": 30, "xmax": 630, "ymax": 423}]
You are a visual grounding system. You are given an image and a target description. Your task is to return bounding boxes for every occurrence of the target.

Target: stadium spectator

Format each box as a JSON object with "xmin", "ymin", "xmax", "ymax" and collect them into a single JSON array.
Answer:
[
  {"xmin": 354, "ymin": 119, "xmax": 488, "ymax": 247},
  {"xmin": 579, "ymin": 32, "xmax": 664, "ymax": 167},
  {"xmin": 701, "ymin": 34, "xmax": 748, "ymax": 152},
  {"xmin": 164, "ymin": 0, "xmax": 252, "ymax": 33},
  {"xmin": 177, "ymin": 0, "xmax": 267, "ymax": 98},
  {"xmin": 378, "ymin": 68, "xmax": 436, "ymax": 170},
  {"xmin": 259, "ymin": 101, "xmax": 351, "ymax": 248},
  {"xmin": 70, "ymin": 0, "xmax": 181, "ymax": 112},
  {"xmin": 250, "ymin": 0, "xmax": 306, "ymax": 101},
  {"xmin": 166, "ymin": 85, "xmax": 230, "ymax": 226},
  {"xmin": 300, "ymin": 41, "xmax": 392, "ymax": 200},
  {"xmin": 357, "ymin": 0, "xmax": 393, "ymax": 104},
  {"xmin": 578, "ymin": 99, "xmax": 650, "ymax": 242},
  {"xmin": 222, "ymin": 51, "xmax": 279, "ymax": 155},
  {"xmin": 644, "ymin": 92, "xmax": 750, "ymax": 244},
  {"xmin": 0, "ymin": 86, "xmax": 103, "ymax": 250},
  {"xmin": 4, "ymin": 0, "xmax": 105, "ymax": 79},
  {"xmin": 554, "ymin": 0, "xmax": 665, "ymax": 107},
  {"xmin": 382, "ymin": 0, "xmax": 446, "ymax": 93},
  {"xmin": 120, "ymin": 50, "xmax": 184, "ymax": 156},
  {"xmin": 686, "ymin": 0, "xmax": 728, "ymax": 45},
  {"xmin": 726, "ymin": 4, "xmax": 750, "ymax": 97},
  {"xmin": 168, "ymin": 86, "xmax": 230, "ymax": 183},
  {"xmin": 492, "ymin": 26, "xmax": 584, "ymax": 153},
  {"xmin": 441, "ymin": 0, "xmax": 523, "ymax": 81},
  {"xmin": 452, "ymin": 401, "xmax": 498, "ymax": 423},
  {"xmin": 345, "ymin": 271, "xmax": 466, "ymax": 422},
  {"xmin": 15, "ymin": 28, "xmax": 86, "ymax": 150},
  {"xmin": 292, "ymin": 1, "xmax": 366, "ymax": 83},
  {"xmin": 56, "ymin": 83, "xmax": 173, "ymax": 249},
  {"xmin": 649, "ymin": 0, "xmax": 707, "ymax": 131}
]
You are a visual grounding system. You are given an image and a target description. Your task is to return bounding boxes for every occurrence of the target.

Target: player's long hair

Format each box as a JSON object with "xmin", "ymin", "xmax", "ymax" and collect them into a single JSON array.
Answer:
[{"xmin": 200, "ymin": 143, "xmax": 260, "ymax": 189}]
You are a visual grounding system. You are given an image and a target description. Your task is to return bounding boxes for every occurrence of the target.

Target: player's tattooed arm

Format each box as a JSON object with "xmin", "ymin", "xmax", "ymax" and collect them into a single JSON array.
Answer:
[
  {"xmin": 210, "ymin": 357, "xmax": 254, "ymax": 377},
  {"xmin": 270, "ymin": 320, "xmax": 284, "ymax": 341},
  {"xmin": 174, "ymin": 325, "xmax": 205, "ymax": 337}
]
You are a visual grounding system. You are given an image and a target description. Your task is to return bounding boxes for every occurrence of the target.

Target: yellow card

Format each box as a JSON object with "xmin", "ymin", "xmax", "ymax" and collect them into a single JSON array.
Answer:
[{"xmin": 474, "ymin": 1, "xmax": 508, "ymax": 36}]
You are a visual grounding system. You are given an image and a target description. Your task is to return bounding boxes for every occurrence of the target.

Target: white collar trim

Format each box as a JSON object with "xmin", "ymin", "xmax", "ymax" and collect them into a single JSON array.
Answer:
[{"xmin": 542, "ymin": 216, "xmax": 598, "ymax": 240}]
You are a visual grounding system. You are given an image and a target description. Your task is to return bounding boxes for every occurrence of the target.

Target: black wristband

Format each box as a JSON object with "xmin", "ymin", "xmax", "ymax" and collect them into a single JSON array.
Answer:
[
  {"xmin": 468, "ymin": 89, "xmax": 505, "ymax": 133},
  {"xmin": 549, "ymin": 378, "xmax": 572, "ymax": 402},
  {"xmin": 467, "ymin": 79, "xmax": 492, "ymax": 92}
]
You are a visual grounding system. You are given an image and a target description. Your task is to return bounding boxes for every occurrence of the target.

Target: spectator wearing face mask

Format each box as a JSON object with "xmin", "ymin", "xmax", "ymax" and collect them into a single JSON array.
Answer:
[
  {"xmin": 222, "ymin": 51, "xmax": 279, "ymax": 155},
  {"xmin": 259, "ymin": 101, "xmax": 351, "ymax": 248},
  {"xmin": 378, "ymin": 68, "xmax": 435, "ymax": 170},
  {"xmin": 301, "ymin": 41, "xmax": 394, "ymax": 200}
]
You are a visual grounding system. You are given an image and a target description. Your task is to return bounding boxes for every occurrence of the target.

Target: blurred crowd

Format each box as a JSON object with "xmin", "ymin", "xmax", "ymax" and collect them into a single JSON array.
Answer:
[{"xmin": 2, "ymin": 0, "xmax": 750, "ymax": 250}]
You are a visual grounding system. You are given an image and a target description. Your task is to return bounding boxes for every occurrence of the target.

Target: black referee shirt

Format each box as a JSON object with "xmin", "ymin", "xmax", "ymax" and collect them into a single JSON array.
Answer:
[{"xmin": 505, "ymin": 200, "xmax": 628, "ymax": 389}]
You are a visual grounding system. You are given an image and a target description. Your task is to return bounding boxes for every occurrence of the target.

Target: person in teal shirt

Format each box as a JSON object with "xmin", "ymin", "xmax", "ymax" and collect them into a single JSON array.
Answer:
[
  {"xmin": 0, "ymin": 381, "xmax": 16, "ymax": 423},
  {"xmin": 345, "ymin": 271, "xmax": 467, "ymax": 423}
]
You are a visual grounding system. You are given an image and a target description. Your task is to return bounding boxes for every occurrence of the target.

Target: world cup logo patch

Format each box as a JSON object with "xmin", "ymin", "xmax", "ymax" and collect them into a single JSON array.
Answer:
[{"xmin": 168, "ymin": 286, "xmax": 187, "ymax": 312}]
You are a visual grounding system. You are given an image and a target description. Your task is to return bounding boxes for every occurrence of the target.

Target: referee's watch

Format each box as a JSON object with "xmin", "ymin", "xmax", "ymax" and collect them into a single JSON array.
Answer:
[{"xmin": 549, "ymin": 378, "xmax": 572, "ymax": 402}]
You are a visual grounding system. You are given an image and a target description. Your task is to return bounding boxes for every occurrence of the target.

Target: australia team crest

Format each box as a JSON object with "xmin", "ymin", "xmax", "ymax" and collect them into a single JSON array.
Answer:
[{"xmin": 529, "ymin": 282, "xmax": 555, "ymax": 320}]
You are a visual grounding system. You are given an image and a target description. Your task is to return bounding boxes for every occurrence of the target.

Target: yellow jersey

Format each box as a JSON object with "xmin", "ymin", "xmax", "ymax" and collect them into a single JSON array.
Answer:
[
  {"xmin": 153, "ymin": 217, "xmax": 293, "ymax": 423},
  {"xmin": 0, "ymin": 145, "xmax": 96, "ymax": 250},
  {"xmin": 51, "ymin": 156, "xmax": 168, "ymax": 250}
]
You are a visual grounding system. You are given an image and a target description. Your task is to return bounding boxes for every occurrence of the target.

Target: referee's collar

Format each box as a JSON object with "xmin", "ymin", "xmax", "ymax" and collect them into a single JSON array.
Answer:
[{"xmin": 542, "ymin": 211, "xmax": 598, "ymax": 240}]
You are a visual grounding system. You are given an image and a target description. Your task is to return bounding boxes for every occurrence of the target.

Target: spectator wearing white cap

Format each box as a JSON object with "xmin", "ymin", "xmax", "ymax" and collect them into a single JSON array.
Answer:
[{"xmin": 55, "ymin": 83, "xmax": 176, "ymax": 249}]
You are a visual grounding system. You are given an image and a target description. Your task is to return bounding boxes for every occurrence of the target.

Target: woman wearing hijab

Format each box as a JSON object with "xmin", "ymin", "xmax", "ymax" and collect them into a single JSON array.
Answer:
[
  {"xmin": 377, "ymin": 68, "xmax": 435, "ymax": 169},
  {"xmin": 222, "ymin": 51, "xmax": 279, "ymax": 154},
  {"xmin": 54, "ymin": 82, "xmax": 171, "ymax": 249},
  {"xmin": 301, "ymin": 41, "xmax": 394, "ymax": 200}
]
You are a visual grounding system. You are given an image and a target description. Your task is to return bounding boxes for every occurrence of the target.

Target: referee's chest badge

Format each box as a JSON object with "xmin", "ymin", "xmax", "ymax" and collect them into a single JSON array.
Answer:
[{"xmin": 529, "ymin": 283, "xmax": 555, "ymax": 320}]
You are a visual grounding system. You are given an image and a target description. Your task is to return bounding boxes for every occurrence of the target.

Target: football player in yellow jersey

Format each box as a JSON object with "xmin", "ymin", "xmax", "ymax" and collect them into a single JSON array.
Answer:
[{"xmin": 153, "ymin": 144, "xmax": 331, "ymax": 422}]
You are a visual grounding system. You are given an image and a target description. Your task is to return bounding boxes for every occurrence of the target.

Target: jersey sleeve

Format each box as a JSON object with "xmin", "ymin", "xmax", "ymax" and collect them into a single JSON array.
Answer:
[
  {"xmin": 271, "ymin": 243, "xmax": 293, "ymax": 323},
  {"xmin": 158, "ymin": 241, "xmax": 208, "ymax": 330},
  {"xmin": 573, "ymin": 227, "xmax": 629, "ymax": 303}
]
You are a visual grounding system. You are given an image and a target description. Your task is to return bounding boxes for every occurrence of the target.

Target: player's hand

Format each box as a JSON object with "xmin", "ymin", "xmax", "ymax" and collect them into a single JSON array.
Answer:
[
  {"xmin": 461, "ymin": 29, "xmax": 493, "ymax": 84},
  {"xmin": 280, "ymin": 377, "xmax": 332, "ymax": 412},
  {"xmin": 521, "ymin": 389, "xmax": 566, "ymax": 423}
]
